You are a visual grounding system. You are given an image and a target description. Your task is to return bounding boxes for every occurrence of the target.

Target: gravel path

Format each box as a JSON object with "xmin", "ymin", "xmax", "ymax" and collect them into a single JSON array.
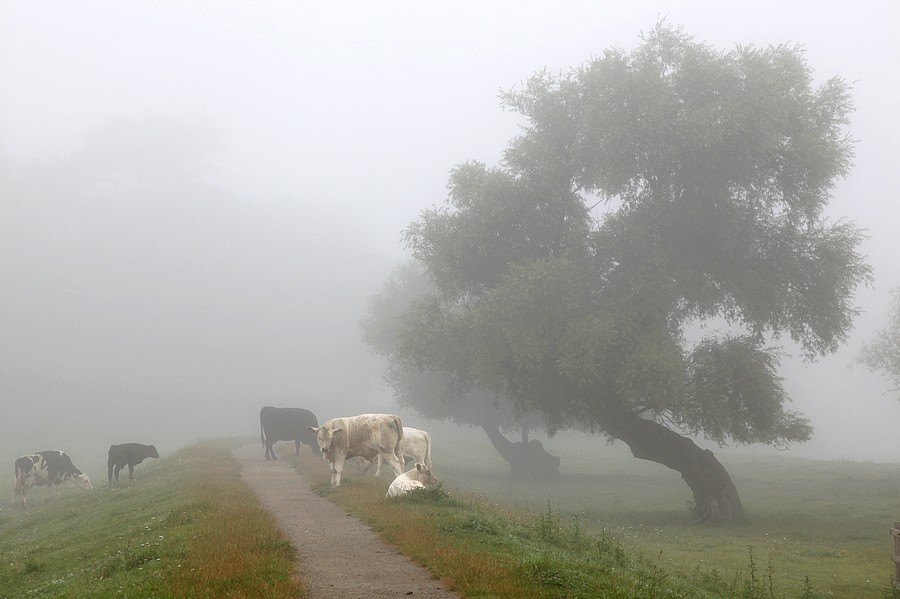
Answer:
[{"xmin": 233, "ymin": 444, "xmax": 460, "ymax": 599}]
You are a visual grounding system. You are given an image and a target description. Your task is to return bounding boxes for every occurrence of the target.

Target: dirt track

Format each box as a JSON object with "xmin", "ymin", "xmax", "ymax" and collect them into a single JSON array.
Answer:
[{"xmin": 233, "ymin": 444, "xmax": 459, "ymax": 599}]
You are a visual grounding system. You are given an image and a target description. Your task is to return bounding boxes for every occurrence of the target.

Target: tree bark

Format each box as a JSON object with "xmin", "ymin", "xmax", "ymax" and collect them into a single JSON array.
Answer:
[{"xmin": 598, "ymin": 409, "xmax": 744, "ymax": 524}]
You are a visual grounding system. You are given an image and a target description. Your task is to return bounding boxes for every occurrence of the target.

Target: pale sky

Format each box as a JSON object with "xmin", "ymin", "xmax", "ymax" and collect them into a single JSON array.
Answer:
[{"xmin": 2, "ymin": 1, "xmax": 899, "ymax": 463}]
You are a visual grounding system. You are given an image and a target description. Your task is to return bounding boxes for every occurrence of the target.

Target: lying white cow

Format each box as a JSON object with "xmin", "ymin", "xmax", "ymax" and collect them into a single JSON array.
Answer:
[
  {"xmin": 357, "ymin": 426, "xmax": 433, "ymax": 477},
  {"xmin": 308, "ymin": 413, "xmax": 404, "ymax": 487},
  {"xmin": 11, "ymin": 450, "xmax": 93, "ymax": 507},
  {"xmin": 386, "ymin": 463, "xmax": 438, "ymax": 498}
]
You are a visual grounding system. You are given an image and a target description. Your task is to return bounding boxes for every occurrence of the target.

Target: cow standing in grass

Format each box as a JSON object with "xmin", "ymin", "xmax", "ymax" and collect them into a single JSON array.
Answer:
[
  {"xmin": 11, "ymin": 450, "xmax": 93, "ymax": 507},
  {"xmin": 308, "ymin": 413, "xmax": 404, "ymax": 487},
  {"xmin": 386, "ymin": 463, "xmax": 438, "ymax": 498},
  {"xmin": 260, "ymin": 406, "xmax": 321, "ymax": 460},
  {"xmin": 108, "ymin": 443, "xmax": 159, "ymax": 484},
  {"xmin": 357, "ymin": 426, "xmax": 433, "ymax": 476}
]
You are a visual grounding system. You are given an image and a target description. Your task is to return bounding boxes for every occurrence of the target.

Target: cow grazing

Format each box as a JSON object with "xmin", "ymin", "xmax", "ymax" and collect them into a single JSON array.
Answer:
[
  {"xmin": 260, "ymin": 406, "xmax": 321, "ymax": 460},
  {"xmin": 11, "ymin": 450, "xmax": 93, "ymax": 507},
  {"xmin": 357, "ymin": 426, "xmax": 433, "ymax": 476},
  {"xmin": 108, "ymin": 443, "xmax": 159, "ymax": 484},
  {"xmin": 386, "ymin": 463, "xmax": 439, "ymax": 499},
  {"xmin": 308, "ymin": 413, "xmax": 404, "ymax": 487}
]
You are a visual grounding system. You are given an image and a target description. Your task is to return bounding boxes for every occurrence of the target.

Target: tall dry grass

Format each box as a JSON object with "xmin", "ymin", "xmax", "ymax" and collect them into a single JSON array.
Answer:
[
  {"xmin": 162, "ymin": 443, "xmax": 302, "ymax": 598},
  {"xmin": 333, "ymin": 481, "xmax": 532, "ymax": 597}
]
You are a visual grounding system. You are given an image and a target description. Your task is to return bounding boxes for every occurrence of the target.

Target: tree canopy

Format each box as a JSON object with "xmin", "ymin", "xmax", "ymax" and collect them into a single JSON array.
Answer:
[{"xmin": 365, "ymin": 24, "xmax": 871, "ymax": 521}]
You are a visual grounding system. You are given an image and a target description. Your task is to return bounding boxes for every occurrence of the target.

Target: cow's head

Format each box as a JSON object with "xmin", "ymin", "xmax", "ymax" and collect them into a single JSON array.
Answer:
[
  {"xmin": 148, "ymin": 445, "xmax": 160, "ymax": 459},
  {"xmin": 415, "ymin": 463, "xmax": 438, "ymax": 486},
  {"xmin": 308, "ymin": 425, "xmax": 343, "ymax": 457},
  {"xmin": 73, "ymin": 472, "xmax": 93, "ymax": 491}
]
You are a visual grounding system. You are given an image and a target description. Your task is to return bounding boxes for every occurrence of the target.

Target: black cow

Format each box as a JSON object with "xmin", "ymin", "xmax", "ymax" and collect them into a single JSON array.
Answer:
[
  {"xmin": 260, "ymin": 406, "xmax": 321, "ymax": 460},
  {"xmin": 108, "ymin": 443, "xmax": 159, "ymax": 484},
  {"xmin": 11, "ymin": 450, "xmax": 93, "ymax": 507}
]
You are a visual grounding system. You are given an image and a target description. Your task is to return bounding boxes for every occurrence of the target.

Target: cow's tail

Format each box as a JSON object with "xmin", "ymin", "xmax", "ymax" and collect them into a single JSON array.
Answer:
[
  {"xmin": 260, "ymin": 412, "xmax": 266, "ymax": 448},
  {"xmin": 392, "ymin": 416, "xmax": 404, "ymax": 464},
  {"xmin": 424, "ymin": 431, "xmax": 433, "ymax": 470}
]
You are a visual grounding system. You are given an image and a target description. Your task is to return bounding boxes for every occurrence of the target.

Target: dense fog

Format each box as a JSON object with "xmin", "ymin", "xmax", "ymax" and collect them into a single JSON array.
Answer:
[{"xmin": 2, "ymin": 1, "xmax": 899, "ymax": 478}]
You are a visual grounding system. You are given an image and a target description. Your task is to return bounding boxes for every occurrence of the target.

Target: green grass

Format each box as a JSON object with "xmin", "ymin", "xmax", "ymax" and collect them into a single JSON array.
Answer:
[
  {"xmin": 3, "ymin": 434, "xmax": 899, "ymax": 598},
  {"xmin": 0, "ymin": 439, "xmax": 301, "ymax": 598},
  {"xmin": 287, "ymin": 435, "xmax": 900, "ymax": 598},
  {"xmin": 289, "ymin": 453, "xmax": 707, "ymax": 597}
]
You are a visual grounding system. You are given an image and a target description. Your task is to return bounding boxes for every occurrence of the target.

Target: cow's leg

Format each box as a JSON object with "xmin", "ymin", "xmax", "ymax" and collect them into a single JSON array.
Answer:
[
  {"xmin": 294, "ymin": 439, "xmax": 301, "ymax": 455},
  {"xmin": 381, "ymin": 451, "xmax": 404, "ymax": 478},
  {"xmin": 113, "ymin": 464, "xmax": 122, "ymax": 483},
  {"xmin": 127, "ymin": 464, "xmax": 135, "ymax": 481},
  {"xmin": 331, "ymin": 455, "xmax": 346, "ymax": 487},
  {"xmin": 373, "ymin": 454, "xmax": 384, "ymax": 478},
  {"xmin": 266, "ymin": 441, "xmax": 278, "ymax": 461}
]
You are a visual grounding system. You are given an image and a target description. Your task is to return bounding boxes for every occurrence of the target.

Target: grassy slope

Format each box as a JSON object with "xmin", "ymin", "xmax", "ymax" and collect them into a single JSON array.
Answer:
[
  {"xmin": 441, "ymin": 441, "xmax": 900, "ymax": 598},
  {"xmin": 288, "ymin": 437, "xmax": 900, "ymax": 599},
  {"xmin": 2, "ymin": 435, "xmax": 898, "ymax": 598},
  {"xmin": 439, "ymin": 443, "xmax": 900, "ymax": 598},
  {"xmin": 0, "ymin": 439, "xmax": 300, "ymax": 599}
]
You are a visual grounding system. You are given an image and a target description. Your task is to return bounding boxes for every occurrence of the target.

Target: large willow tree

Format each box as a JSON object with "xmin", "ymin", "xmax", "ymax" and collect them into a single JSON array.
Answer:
[{"xmin": 374, "ymin": 25, "xmax": 871, "ymax": 523}]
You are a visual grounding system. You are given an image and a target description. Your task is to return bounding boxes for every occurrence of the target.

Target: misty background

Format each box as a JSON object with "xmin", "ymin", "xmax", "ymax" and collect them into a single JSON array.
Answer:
[{"xmin": 2, "ymin": 1, "xmax": 899, "ymax": 477}]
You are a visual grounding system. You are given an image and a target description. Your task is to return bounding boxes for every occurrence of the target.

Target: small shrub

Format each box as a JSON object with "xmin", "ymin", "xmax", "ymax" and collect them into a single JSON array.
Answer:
[
  {"xmin": 440, "ymin": 515, "xmax": 502, "ymax": 536},
  {"xmin": 517, "ymin": 553, "xmax": 590, "ymax": 594},
  {"xmin": 22, "ymin": 559, "xmax": 45, "ymax": 574},
  {"xmin": 396, "ymin": 484, "xmax": 452, "ymax": 504}
]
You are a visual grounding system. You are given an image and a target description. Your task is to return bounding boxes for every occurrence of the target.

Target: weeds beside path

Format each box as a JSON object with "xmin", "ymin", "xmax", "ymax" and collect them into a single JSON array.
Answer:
[{"xmin": 232, "ymin": 444, "xmax": 459, "ymax": 599}]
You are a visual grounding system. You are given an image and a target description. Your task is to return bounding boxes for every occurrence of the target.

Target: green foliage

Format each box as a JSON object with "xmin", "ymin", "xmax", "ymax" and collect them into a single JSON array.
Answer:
[
  {"xmin": 683, "ymin": 335, "xmax": 812, "ymax": 446},
  {"xmin": 369, "ymin": 22, "xmax": 870, "ymax": 456},
  {"xmin": 858, "ymin": 286, "xmax": 900, "ymax": 396},
  {"xmin": 395, "ymin": 483, "xmax": 453, "ymax": 504}
]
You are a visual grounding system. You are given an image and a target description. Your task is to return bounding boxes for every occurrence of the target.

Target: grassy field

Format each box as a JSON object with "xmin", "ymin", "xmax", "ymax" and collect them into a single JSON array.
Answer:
[
  {"xmin": 288, "ymin": 430, "xmax": 900, "ymax": 599},
  {"xmin": 1, "ymin": 433, "xmax": 898, "ymax": 598},
  {"xmin": 438, "ymin": 444, "xmax": 900, "ymax": 598},
  {"xmin": 0, "ymin": 439, "xmax": 300, "ymax": 598}
]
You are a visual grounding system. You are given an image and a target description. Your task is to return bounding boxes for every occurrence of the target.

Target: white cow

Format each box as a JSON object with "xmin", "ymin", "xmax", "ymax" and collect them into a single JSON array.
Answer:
[
  {"xmin": 357, "ymin": 426, "xmax": 433, "ymax": 477},
  {"xmin": 11, "ymin": 450, "xmax": 93, "ymax": 507},
  {"xmin": 308, "ymin": 413, "xmax": 404, "ymax": 487},
  {"xmin": 386, "ymin": 463, "xmax": 438, "ymax": 498}
]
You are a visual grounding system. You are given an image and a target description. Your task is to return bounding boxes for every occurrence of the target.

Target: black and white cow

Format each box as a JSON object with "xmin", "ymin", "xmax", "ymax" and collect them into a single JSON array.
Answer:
[
  {"xmin": 11, "ymin": 450, "xmax": 93, "ymax": 507},
  {"xmin": 108, "ymin": 443, "xmax": 159, "ymax": 484},
  {"xmin": 260, "ymin": 406, "xmax": 321, "ymax": 460}
]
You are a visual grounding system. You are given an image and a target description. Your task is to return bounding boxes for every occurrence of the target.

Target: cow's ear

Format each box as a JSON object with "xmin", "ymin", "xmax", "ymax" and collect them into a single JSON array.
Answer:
[
  {"xmin": 306, "ymin": 426, "xmax": 319, "ymax": 433},
  {"xmin": 332, "ymin": 428, "xmax": 344, "ymax": 434},
  {"xmin": 416, "ymin": 463, "xmax": 424, "ymax": 472}
]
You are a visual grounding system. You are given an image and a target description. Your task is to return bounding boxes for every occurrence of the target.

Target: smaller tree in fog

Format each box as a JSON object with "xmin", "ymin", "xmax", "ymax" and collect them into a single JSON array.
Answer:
[
  {"xmin": 858, "ymin": 287, "xmax": 900, "ymax": 396},
  {"xmin": 361, "ymin": 262, "xmax": 562, "ymax": 478}
]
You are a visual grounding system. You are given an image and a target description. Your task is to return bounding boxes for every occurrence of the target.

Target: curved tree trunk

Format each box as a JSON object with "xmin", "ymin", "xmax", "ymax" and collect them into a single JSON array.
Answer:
[
  {"xmin": 481, "ymin": 422, "xmax": 529, "ymax": 479},
  {"xmin": 480, "ymin": 416, "xmax": 560, "ymax": 479},
  {"xmin": 599, "ymin": 409, "xmax": 743, "ymax": 524}
]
